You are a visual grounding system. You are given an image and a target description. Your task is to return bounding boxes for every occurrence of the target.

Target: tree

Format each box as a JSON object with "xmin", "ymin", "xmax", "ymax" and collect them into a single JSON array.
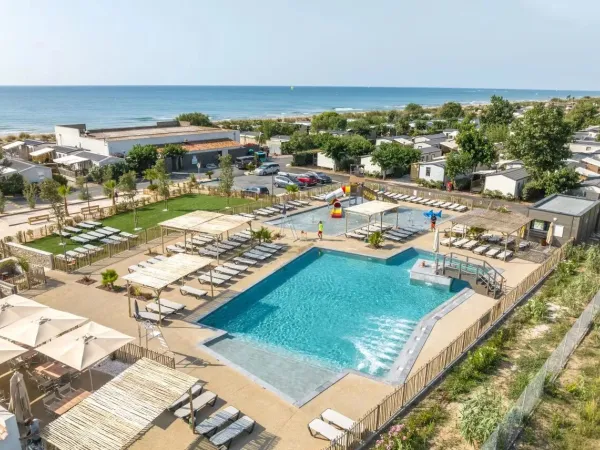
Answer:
[
  {"xmin": 370, "ymin": 142, "xmax": 421, "ymax": 180},
  {"xmin": 320, "ymin": 135, "xmax": 348, "ymax": 171},
  {"xmin": 143, "ymin": 167, "xmax": 158, "ymax": 185},
  {"xmin": 394, "ymin": 117, "xmax": 411, "ymax": 135},
  {"xmin": 404, "ymin": 103, "xmax": 425, "ymax": 118},
  {"xmin": 444, "ymin": 150, "xmax": 474, "ymax": 182},
  {"xmin": 281, "ymin": 132, "xmax": 316, "ymax": 154},
  {"xmin": 0, "ymin": 173, "xmax": 24, "ymax": 195},
  {"xmin": 343, "ymin": 135, "xmax": 374, "ymax": 157},
  {"xmin": 484, "ymin": 124, "xmax": 509, "ymax": 144},
  {"xmin": 22, "ymin": 180, "xmax": 36, "ymax": 209},
  {"xmin": 88, "ymin": 165, "xmax": 104, "ymax": 183},
  {"xmin": 162, "ymin": 143, "xmax": 186, "ymax": 171},
  {"xmin": 540, "ymin": 167, "xmax": 580, "ymax": 195},
  {"xmin": 480, "ymin": 95, "xmax": 515, "ymax": 127},
  {"xmin": 57, "ymin": 184, "xmax": 71, "ymax": 216},
  {"xmin": 75, "ymin": 176, "xmax": 90, "ymax": 201},
  {"xmin": 0, "ymin": 192, "xmax": 5, "ymax": 213},
  {"xmin": 439, "ymin": 102, "xmax": 463, "ymax": 119},
  {"xmin": 118, "ymin": 171, "xmax": 138, "ymax": 228},
  {"xmin": 103, "ymin": 180, "xmax": 117, "ymax": 207},
  {"xmin": 311, "ymin": 111, "xmax": 347, "ymax": 131},
  {"xmin": 154, "ymin": 159, "xmax": 170, "ymax": 211},
  {"xmin": 456, "ymin": 123, "xmax": 497, "ymax": 171},
  {"xmin": 39, "ymin": 179, "xmax": 66, "ymax": 250},
  {"xmin": 567, "ymin": 100, "xmax": 599, "ymax": 130},
  {"xmin": 101, "ymin": 269, "xmax": 119, "ymax": 290},
  {"xmin": 218, "ymin": 154, "xmax": 235, "ymax": 205},
  {"xmin": 126, "ymin": 144, "xmax": 158, "ymax": 174},
  {"xmin": 285, "ymin": 184, "xmax": 299, "ymax": 196},
  {"xmin": 346, "ymin": 119, "xmax": 372, "ymax": 138},
  {"xmin": 506, "ymin": 105, "xmax": 572, "ymax": 178},
  {"xmin": 368, "ymin": 231, "xmax": 384, "ymax": 249},
  {"xmin": 176, "ymin": 112, "xmax": 213, "ymax": 127},
  {"xmin": 251, "ymin": 226, "xmax": 272, "ymax": 244}
]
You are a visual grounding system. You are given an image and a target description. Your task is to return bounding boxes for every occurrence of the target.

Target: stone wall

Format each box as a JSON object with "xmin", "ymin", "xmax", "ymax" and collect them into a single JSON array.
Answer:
[{"xmin": 6, "ymin": 243, "xmax": 54, "ymax": 270}]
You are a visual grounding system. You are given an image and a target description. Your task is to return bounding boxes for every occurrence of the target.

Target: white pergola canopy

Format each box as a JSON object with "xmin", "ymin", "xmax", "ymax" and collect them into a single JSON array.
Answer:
[
  {"xmin": 1, "ymin": 141, "xmax": 24, "ymax": 150},
  {"xmin": 123, "ymin": 254, "xmax": 214, "ymax": 290},
  {"xmin": 53, "ymin": 155, "xmax": 89, "ymax": 165},
  {"xmin": 29, "ymin": 147, "xmax": 54, "ymax": 157},
  {"xmin": 159, "ymin": 210, "xmax": 251, "ymax": 236},
  {"xmin": 345, "ymin": 200, "xmax": 400, "ymax": 217}
]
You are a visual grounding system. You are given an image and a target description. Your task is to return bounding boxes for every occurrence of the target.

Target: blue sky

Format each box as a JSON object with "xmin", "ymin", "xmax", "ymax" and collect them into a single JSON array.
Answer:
[{"xmin": 0, "ymin": 0, "xmax": 597, "ymax": 89}]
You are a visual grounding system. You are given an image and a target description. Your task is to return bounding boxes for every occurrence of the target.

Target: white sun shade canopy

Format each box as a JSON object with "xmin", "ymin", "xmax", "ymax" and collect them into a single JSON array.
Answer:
[
  {"xmin": 0, "ymin": 339, "xmax": 26, "ymax": 364},
  {"xmin": 29, "ymin": 147, "xmax": 55, "ymax": 157},
  {"xmin": 123, "ymin": 254, "xmax": 214, "ymax": 290},
  {"xmin": 35, "ymin": 321, "xmax": 133, "ymax": 371},
  {"xmin": 345, "ymin": 200, "xmax": 400, "ymax": 217},
  {"xmin": 1, "ymin": 141, "xmax": 24, "ymax": 150},
  {"xmin": 53, "ymin": 155, "xmax": 89, "ymax": 165},
  {"xmin": 0, "ymin": 295, "xmax": 49, "ymax": 329},
  {"xmin": 159, "ymin": 210, "xmax": 251, "ymax": 236},
  {"xmin": 0, "ymin": 308, "xmax": 88, "ymax": 347}
]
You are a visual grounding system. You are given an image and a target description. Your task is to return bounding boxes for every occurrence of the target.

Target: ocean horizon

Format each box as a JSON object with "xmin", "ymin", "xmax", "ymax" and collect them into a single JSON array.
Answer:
[{"xmin": 1, "ymin": 85, "xmax": 599, "ymax": 135}]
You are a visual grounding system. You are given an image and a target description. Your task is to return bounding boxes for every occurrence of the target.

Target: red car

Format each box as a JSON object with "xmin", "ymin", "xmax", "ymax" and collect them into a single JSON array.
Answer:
[{"xmin": 295, "ymin": 174, "xmax": 318, "ymax": 186}]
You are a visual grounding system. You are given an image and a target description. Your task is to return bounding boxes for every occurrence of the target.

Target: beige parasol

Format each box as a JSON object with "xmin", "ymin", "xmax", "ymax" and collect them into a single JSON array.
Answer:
[
  {"xmin": 0, "ymin": 295, "xmax": 48, "ymax": 329},
  {"xmin": 8, "ymin": 371, "xmax": 31, "ymax": 423},
  {"xmin": 0, "ymin": 308, "xmax": 87, "ymax": 347},
  {"xmin": 0, "ymin": 339, "xmax": 26, "ymax": 365}
]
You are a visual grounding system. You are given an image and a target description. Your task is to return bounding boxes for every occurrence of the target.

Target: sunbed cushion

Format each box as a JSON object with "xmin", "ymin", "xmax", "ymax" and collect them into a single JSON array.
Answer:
[{"xmin": 210, "ymin": 415, "xmax": 255, "ymax": 446}]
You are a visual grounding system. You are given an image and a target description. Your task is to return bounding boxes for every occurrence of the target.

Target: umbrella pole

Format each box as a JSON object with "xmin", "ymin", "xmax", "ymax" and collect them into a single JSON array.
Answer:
[
  {"xmin": 127, "ymin": 281, "xmax": 131, "ymax": 317},
  {"xmin": 89, "ymin": 369, "xmax": 94, "ymax": 392},
  {"xmin": 210, "ymin": 269, "xmax": 214, "ymax": 298},
  {"xmin": 157, "ymin": 288, "xmax": 162, "ymax": 326},
  {"xmin": 188, "ymin": 387, "xmax": 195, "ymax": 430}
]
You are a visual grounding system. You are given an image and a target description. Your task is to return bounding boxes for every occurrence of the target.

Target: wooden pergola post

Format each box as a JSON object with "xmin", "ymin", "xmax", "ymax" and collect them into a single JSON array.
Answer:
[
  {"xmin": 127, "ymin": 280, "xmax": 132, "ymax": 317},
  {"xmin": 161, "ymin": 227, "xmax": 165, "ymax": 254},
  {"xmin": 209, "ymin": 269, "xmax": 214, "ymax": 298},
  {"xmin": 156, "ymin": 288, "xmax": 163, "ymax": 326}
]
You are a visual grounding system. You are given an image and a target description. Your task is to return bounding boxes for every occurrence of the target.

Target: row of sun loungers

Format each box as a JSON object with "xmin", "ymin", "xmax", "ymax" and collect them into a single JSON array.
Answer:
[
  {"xmin": 346, "ymin": 223, "xmax": 423, "ymax": 243},
  {"xmin": 252, "ymin": 200, "xmax": 311, "ymax": 217},
  {"xmin": 380, "ymin": 192, "xmax": 468, "ymax": 212},
  {"xmin": 308, "ymin": 408, "xmax": 356, "ymax": 442},
  {"xmin": 440, "ymin": 236, "xmax": 530, "ymax": 260}
]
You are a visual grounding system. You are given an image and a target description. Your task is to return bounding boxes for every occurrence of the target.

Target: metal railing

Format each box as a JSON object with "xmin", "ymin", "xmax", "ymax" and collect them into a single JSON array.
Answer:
[
  {"xmin": 439, "ymin": 253, "xmax": 505, "ymax": 297},
  {"xmin": 112, "ymin": 342, "xmax": 175, "ymax": 369},
  {"xmin": 322, "ymin": 240, "xmax": 572, "ymax": 450},
  {"xmin": 366, "ymin": 182, "xmax": 474, "ymax": 209},
  {"xmin": 482, "ymin": 288, "xmax": 600, "ymax": 449}
]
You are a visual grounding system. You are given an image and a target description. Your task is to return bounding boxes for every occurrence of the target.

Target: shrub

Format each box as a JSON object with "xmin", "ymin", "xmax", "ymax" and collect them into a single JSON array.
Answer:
[
  {"xmin": 504, "ymin": 193, "xmax": 515, "ymax": 201},
  {"xmin": 251, "ymin": 226, "xmax": 272, "ymax": 244},
  {"xmin": 0, "ymin": 173, "xmax": 25, "ymax": 195},
  {"xmin": 460, "ymin": 389, "xmax": 504, "ymax": 445},
  {"xmin": 368, "ymin": 231, "xmax": 384, "ymax": 249},
  {"xmin": 101, "ymin": 269, "xmax": 118, "ymax": 290},
  {"xmin": 0, "ymin": 192, "xmax": 5, "ymax": 213},
  {"xmin": 206, "ymin": 170, "xmax": 214, "ymax": 179},
  {"xmin": 52, "ymin": 174, "xmax": 69, "ymax": 186},
  {"xmin": 147, "ymin": 184, "xmax": 159, "ymax": 191}
]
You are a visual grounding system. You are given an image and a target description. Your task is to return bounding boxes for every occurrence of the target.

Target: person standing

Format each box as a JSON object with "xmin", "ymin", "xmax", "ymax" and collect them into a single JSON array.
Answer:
[
  {"xmin": 318, "ymin": 220, "xmax": 324, "ymax": 240},
  {"xmin": 430, "ymin": 214, "xmax": 437, "ymax": 231}
]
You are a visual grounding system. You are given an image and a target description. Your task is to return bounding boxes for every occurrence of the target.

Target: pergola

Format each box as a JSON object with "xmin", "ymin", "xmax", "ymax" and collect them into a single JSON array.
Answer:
[
  {"xmin": 446, "ymin": 209, "xmax": 533, "ymax": 255},
  {"xmin": 159, "ymin": 211, "xmax": 252, "ymax": 263},
  {"xmin": 345, "ymin": 200, "xmax": 401, "ymax": 236},
  {"xmin": 123, "ymin": 253, "xmax": 214, "ymax": 322},
  {"xmin": 41, "ymin": 358, "xmax": 199, "ymax": 450}
]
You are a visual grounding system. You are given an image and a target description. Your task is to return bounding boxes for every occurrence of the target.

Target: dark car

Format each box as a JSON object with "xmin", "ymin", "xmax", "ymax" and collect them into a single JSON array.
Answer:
[
  {"xmin": 307, "ymin": 171, "xmax": 332, "ymax": 184},
  {"xmin": 296, "ymin": 174, "xmax": 318, "ymax": 186},
  {"xmin": 273, "ymin": 176, "xmax": 305, "ymax": 189},
  {"xmin": 242, "ymin": 186, "xmax": 270, "ymax": 196}
]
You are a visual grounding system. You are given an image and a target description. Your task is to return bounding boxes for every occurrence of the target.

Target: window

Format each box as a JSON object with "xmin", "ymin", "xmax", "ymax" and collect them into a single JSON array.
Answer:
[
  {"xmin": 531, "ymin": 220, "xmax": 550, "ymax": 231},
  {"xmin": 425, "ymin": 167, "xmax": 431, "ymax": 177}
]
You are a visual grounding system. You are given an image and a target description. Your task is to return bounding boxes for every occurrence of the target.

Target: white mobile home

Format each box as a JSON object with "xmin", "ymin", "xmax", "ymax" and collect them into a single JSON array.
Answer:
[
  {"xmin": 483, "ymin": 167, "xmax": 529, "ymax": 198},
  {"xmin": 418, "ymin": 160, "xmax": 447, "ymax": 183}
]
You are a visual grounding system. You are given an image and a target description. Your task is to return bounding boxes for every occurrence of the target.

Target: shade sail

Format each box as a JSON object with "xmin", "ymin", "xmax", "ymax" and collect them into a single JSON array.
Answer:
[
  {"xmin": 53, "ymin": 155, "xmax": 89, "ymax": 165},
  {"xmin": 0, "ymin": 339, "xmax": 26, "ymax": 365},
  {"xmin": 29, "ymin": 147, "xmax": 54, "ymax": 157},
  {"xmin": 0, "ymin": 308, "xmax": 87, "ymax": 347},
  {"xmin": 0, "ymin": 295, "xmax": 49, "ymax": 329},
  {"xmin": 123, "ymin": 254, "xmax": 214, "ymax": 290},
  {"xmin": 159, "ymin": 210, "xmax": 251, "ymax": 235},
  {"xmin": 36, "ymin": 321, "xmax": 133, "ymax": 371},
  {"xmin": 1, "ymin": 141, "xmax": 24, "ymax": 151},
  {"xmin": 345, "ymin": 200, "xmax": 399, "ymax": 217}
]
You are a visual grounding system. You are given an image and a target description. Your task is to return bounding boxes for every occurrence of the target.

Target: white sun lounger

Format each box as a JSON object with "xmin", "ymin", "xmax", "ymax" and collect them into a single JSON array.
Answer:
[
  {"xmin": 84, "ymin": 221, "xmax": 102, "ymax": 227},
  {"xmin": 100, "ymin": 238, "xmax": 118, "ymax": 245},
  {"xmin": 246, "ymin": 250, "xmax": 271, "ymax": 259},
  {"xmin": 321, "ymin": 409, "xmax": 355, "ymax": 431},
  {"xmin": 154, "ymin": 255, "xmax": 167, "ymax": 261},
  {"xmin": 154, "ymin": 298, "xmax": 185, "ymax": 311},
  {"xmin": 146, "ymin": 303, "xmax": 176, "ymax": 315},
  {"xmin": 214, "ymin": 266, "xmax": 240, "ymax": 276},
  {"xmin": 405, "ymin": 196, "xmax": 417, "ymax": 202},
  {"xmin": 238, "ymin": 213, "xmax": 257, "ymax": 220},
  {"xmin": 384, "ymin": 233, "xmax": 402, "ymax": 242},
  {"xmin": 462, "ymin": 240, "xmax": 479, "ymax": 250},
  {"xmin": 231, "ymin": 235, "xmax": 250, "ymax": 243},
  {"xmin": 486, "ymin": 247, "xmax": 501, "ymax": 258},
  {"xmin": 166, "ymin": 245, "xmax": 185, "ymax": 253},
  {"xmin": 169, "ymin": 384, "xmax": 203, "ymax": 410},
  {"xmin": 77, "ymin": 223, "xmax": 95, "ymax": 230},
  {"xmin": 440, "ymin": 202, "xmax": 453, "ymax": 208},
  {"xmin": 195, "ymin": 406, "xmax": 241, "ymax": 437},
  {"xmin": 173, "ymin": 391, "xmax": 217, "ymax": 419},
  {"xmin": 253, "ymin": 209, "xmax": 271, "ymax": 217},
  {"xmin": 72, "ymin": 247, "xmax": 90, "ymax": 255},
  {"xmin": 223, "ymin": 263, "xmax": 249, "ymax": 272},
  {"xmin": 441, "ymin": 237, "xmax": 458, "ymax": 246},
  {"xmin": 264, "ymin": 207, "xmax": 280, "ymax": 214},
  {"xmin": 65, "ymin": 250, "xmax": 84, "ymax": 259},
  {"xmin": 455, "ymin": 205, "xmax": 468, "ymax": 212},
  {"xmin": 55, "ymin": 231, "xmax": 71, "ymax": 238},
  {"xmin": 103, "ymin": 226, "xmax": 120, "ymax": 233},
  {"xmin": 233, "ymin": 257, "xmax": 257, "ymax": 266},
  {"xmin": 254, "ymin": 245, "xmax": 276, "ymax": 254},
  {"xmin": 83, "ymin": 244, "xmax": 102, "ymax": 252},
  {"xmin": 346, "ymin": 232, "xmax": 364, "ymax": 240},
  {"xmin": 308, "ymin": 419, "xmax": 344, "ymax": 441},
  {"xmin": 120, "ymin": 231, "xmax": 138, "ymax": 238},
  {"xmin": 518, "ymin": 241, "xmax": 531, "ymax": 250},
  {"xmin": 447, "ymin": 203, "xmax": 460, "ymax": 210},
  {"xmin": 146, "ymin": 258, "xmax": 160, "ymax": 264},
  {"xmin": 260, "ymin": 242, "xmax": 283, "ymax": 251},
  {"xmin": 180, "ymin": 285, "xmax": 207, "ymax": 298},
  {"xmin": 128, "ymin": 265, "xmax": 140, "ymax": 273},
  {"xmin": 221, "ymin": 240, "xmax": 241, "ymax": 248},
  {"xmin": 398, "ymin": 194, "xmax": 410, "ymax": 200},
  {"xmin": 473, "ymin": 245, "xmax": 490, "ymax": 255},
  {"xmin": 297, "ymin": 200, "xmax": 310, "ymax": 205},
  {"xmin": 70, "ymin": 236, "xmax": 88, "ymax": 243},
  {"xmin": 86, "ymin": 231, "xmax": 105, "ymax": 239},
  {"xmin": 199, "ymin": 249, "xmax": 219, "ymax": 257},
  {"xmin": 64, "ymin": 226, "xmax": 82, "ymax": 234},
  {"xmin": 496, "ymin": 250, "xmax": 513, "ymax": 260},
  {"xmin": 454, "ymin": 238, "xmax": 470, "ymax": 248},
  {"xmin": 198, "ymin": 275, "xmax": 228, "ymax": 285},
  {"xmin": 210, "ymin": 415, "xmax": 255, "ymax": 449},
  {"xmin": 134, "ymin": 310, "xmax": 165, "ymax": 323}
]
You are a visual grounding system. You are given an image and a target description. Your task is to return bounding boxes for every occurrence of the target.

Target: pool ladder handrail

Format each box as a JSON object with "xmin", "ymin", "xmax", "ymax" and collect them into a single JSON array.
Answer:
[{"xmin": 438, "ymin": 253, "xmax": 505, "ymax": 297}]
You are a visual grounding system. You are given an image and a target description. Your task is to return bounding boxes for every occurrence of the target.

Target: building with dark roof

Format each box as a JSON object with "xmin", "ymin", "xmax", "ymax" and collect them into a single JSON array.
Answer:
[{"xmin": 483, "ymin": 167, "xmax": 530, "ymax": 198}]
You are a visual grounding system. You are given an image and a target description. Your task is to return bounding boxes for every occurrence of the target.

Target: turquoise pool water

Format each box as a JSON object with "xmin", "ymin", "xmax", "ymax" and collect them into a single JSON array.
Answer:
[{"xmin": 200, "ymin": 248, "xmax": 468, "ymax": 380}]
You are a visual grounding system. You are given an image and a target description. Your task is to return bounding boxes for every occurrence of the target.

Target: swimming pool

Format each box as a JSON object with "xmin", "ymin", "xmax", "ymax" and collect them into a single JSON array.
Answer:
[
  {"xmin": 266, "ymin": 199, "xmax": 452, "ymax": 235},
  {"xmin": 199, "ymin": 247, "xmax": 469, "ymax": 402}
]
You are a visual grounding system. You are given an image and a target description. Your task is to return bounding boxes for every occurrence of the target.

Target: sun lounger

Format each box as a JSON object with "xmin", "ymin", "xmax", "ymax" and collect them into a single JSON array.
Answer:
[
  {"xmin": 146, "ymin": 258, "xmax": 160, "ymax": 264},
  {"xmin": 462, "ymin": 240, "xmax": 479, "ymax": 250},
  {"xmin": 55, "ymin": 231, "xmax": 72, "ymax": 238},
  {"xmin": 146, "ymin": 303, "xmax": 176, "ymax": 315},
  {"xmin": 103, "ymin": 226, "xmax": 120, "ymax": 233},
  {"xmin": 384, "ymin": 233, "xmax": 402, "ymax": 242},
  {"xmin": 70, "ymin": 236, "xmax": 88, "ymax": 243},
  {"xmin": 214, "ymin": 266, "xmax": 240, "ymax": 277},
  {"xmin": 398, "ymin": 194, "xmax": 410, "ymax": 200},
  {"xmin": 496, "ymin": 250, "xmax": 513, "ymax": 261},
  {"xmin": 247, "ymin": 249, "xmax": 272, "ymax": 258},
  {"xmin": 500, "ymin": 237, "xmax": 515, "ymax": 246},
  {"xmin": 220, "ymin": 240, "xmax": 241, "ymax": 248},
  {"xmin": 441, "ymin": 237, "xmax": 457, "ymax": 246},
  {"xmin": 296, "ymin": 200, "xmax": 310, "ymax": 205},
  {"xmin": 128, "ymin": 265, "xmax": 140, "ymax": 273},
  {"xmin": 65, "ymin": 250, "xmax": 84, "ymax": 259},
  {"xmin": 455, "ymin": 205, "xmax": 468, "ymax": 212},
  {"xmin": 99, "ymin": 238, "xmax": 118, "ymax": 245},
  {"xmin": 454, "ymin": 238, "xmax": 470, "ymax": 248},
  {"xmin": 243, "ymin": 251, "xmax": 269, "ymax": 260},
  {"xmin": 223, "ymin": 263, "xmax": 248, "ymax": 272},
  {"xmin": 346, "ymin": 232, "xmax": 364, "ymax": 240},
  {"xmin": 154, "ymin": 255, "xmax": 167, "ymax": 261},
  {"xmin": 424, "ymin": 200, "xmax": 437, "ymax": 206},
  {"xmin": 83, "ymin": 244, "xmax": 101, "ymax": 252},
  {"xmin": 180, "ymin": 285, "xmax": 208, "ymax": 297},
  {"xmin": 264, "ymin": 207, "xmax": 280, "ymax": 214},
  {"xmin": 440, "ymin": 202, "xmax": 453, "ymax": 208},
  {"xmin": 78, "ymin": 233, "xmax": 97, "ymax": 240},
  {"xmin": 260, "ymin": 242, "xmax": 283, "ymax": 251},
  {"xmin": 199, "ymin": 249, "xmax": 219, "ymax": 257},
  {"xmin": 485, "ymin": 247, "xmax": 501, "ymax": 258},
  {"xmin": 518, "ymin": 241, "xmax": 530, "ymax": 250},
  {"xmin": 473, "ymin": 245, "xmax": 490, "ymax": 255},
  {"xmin": 254, "ymin": 245, "xmax": 276, "ymax": 254},
  {"xmin": 288, "ymin": 201, "xmax": 303, "ymax": 207},
  {"xmin": 73, "ymin": 247, "xmax": 90, "ymax": 255},
  {"xmin": 191, "ymin": 238, "xmax": 209, "ymax": 247},
  {"xmin": 387, "ymin": 230, "xmax": 410, "ymax": 238},
  {"xmin": 212, "ymin": 242, "xmax": 234, "ymax": 251},
  {"xmin": 204, "ymin": 246, "xmax": 227, "ymax": 255},
  {"xmin": 231, "ymin": 234, "xmax": 250, "ymax": 243},
  {"xmin": 233, "ymin": 257, "xmax": 258, "ymax": 266},
  {"xmin": 55, "ymin": 254, "xmax": 75, "ymax": 263},
  {"xmin": 308, "ymin": 418, "xmax": 344, "ymax": 441},
  {"xmin": 166, "ymin": 245, "xmax": 185, "ymax": 253},
  {"xmin": 253, "ymin": 209, "xmax": 271, "ymax": 217},
  {"xmin": 198, "ymin": 275, "xmax": 227, "ymax": 285},
  {"xmin": 321, "ymin": 409, "xmax": 355, "ymax": 431},
  {"xmin": 134, "ymin": 310, "xmax": 165, "ymax": 323},
  {"xmin": 238, "ymin": 213, "xmax": 258, "ymax": 220},
  {"xmin": 405, "ymin": 196, "xmax": 417, "ymax": 202},
  {"xmin": 93, "ymin": 229, "xmax": 112, "ymax": 236},
  {"xmin": 173, "ymin": 391, "xmax": 217, "ymax": 419},
  {"xmin": 447, "ymin": 203, "xmax": 460, "ymax": 211},
  {"xmin": 64, "ymin": 226, "xmax": 82, "ymax": 234},
  {"xmin": 98, "ymin": 228, "xmax": 117, "ymax": 235},
  {"xmin": 120, "ymin": 232, "xmax": 138, "ymax": 238},
  {"xmin": 86, "ymin": 231, "xmax": 105, "ymax": 239},
  {"xmin": 85, "ymin": 221, "xmax": 102, "ymax": 227},
  {"xmin": 169, "ymin": 384, "xmax": 204, "ymax": 410},
  {"xmin": 210, "ymin": 415, "xmax": 255, "ymax": 449},
  {"xmin": 154, "ymin": 298, "xmax": 184, "ymax": 311},
  {"xmin": 196, "ymin": 406, "xmax": 241, "ymax": 437}
]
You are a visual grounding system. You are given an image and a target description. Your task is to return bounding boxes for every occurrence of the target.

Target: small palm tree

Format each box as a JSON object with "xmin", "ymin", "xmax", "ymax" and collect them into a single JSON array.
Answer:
[
  {"xmin": 101, "ymin": 269, "xmax": 118, "ymax": 290},
  {"xmin": 368, "ymin": 231, "xmax": 384, "ymax": 249},
  {"xmin": 206, "ymin": 170, "xmax": 214, "ymax": 180},
  {"xmin": 285, "ymin": 184, "xmax": 299, "ymax": 198},
  {"xmin": 103, "ymin": 180, "xmax": 117, "ymax": 207},
  {"xmin": 57, "ymin": 185, "xmax": 71, "ymax": 216},
  {"xmin": 143, "ymin": 167, "xmax": 158, "ymax": 185},
  {"xmin": 251, "ymin": 226, "xmax": 272, "ymax": 244}
]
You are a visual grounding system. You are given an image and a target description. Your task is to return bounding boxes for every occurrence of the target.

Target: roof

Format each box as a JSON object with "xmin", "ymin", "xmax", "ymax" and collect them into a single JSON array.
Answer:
[
  {"xmin": 85, "ymin": 125, "xmax": 225, "ymax": 141},
  {"xmin": 29, "ymin": 147, "xmax": 55, "ymax": 157},
  {"xmin": 419, "ymin": 146, "xmax": 441, "ymax": 154},
  {"xmin": 54, "ymin": 155, "xmax": 90, "ymax": 165},
  {"xmin": 269, "ymin": 135, "xmax": 291, "ymax": 141},
  {"xmin": 582, "ymin": 178, "xmax": 600, "ymax": 187},
  {"xmin": 41, "ymin": 358, "xmax": 198, "ymax": 450},
  {"xmin": 532, "ymin": 194, "xmax": 599, "ymax": 216},
  {"xmin": 162, "ymin": 139, "xmax": 241, "ymax": 153},
  {"xmin": 159, "ymin": 210, "xmax": 251, "ymax": 235},
  {"xmin": 420, "ymin": 159, "xmax": 447, "ymax": 168},
  {"xmin": 53, "ymin": 145, "xmax": 82, "ymax": 155},
  {"xmin": 71, "ymin": 151, "xmax": 112, "ymax": 162},
  {"xmin": 5, "ymin": 159, "xmax": 35, "ymax": 171},
  {"xmin": 440, "ymin": 141, "xmax": 459, "ymax": 150},
  {"xmin": 123, "ymin": 254, "xmax": 214, "ymax": 290},
  {"xmin": 23, "ymin": 139, "xmax": 46, "ymax": 146},
  {"xmin": 345, "ymin": 200, "xmax": 400, "ymax": 217},
  {"xmin": 421, "ymin": 133, "xmax": 446, "ymax": 141},
  {"xmin": 582, "ymin": 157, "xmax": 600, "ymax": 168},
  {"xmin": 240, "ymin": 131, "xmax": 260, "ymax": 137},
  {"xmin": 486, "ymin": 167, "xmax": 529, "ymax": 181},
  {"xmin": 1, "ymin": 141, "xmax": 24, "ymax": 150},
  {"xmin": 450, "ymin": 209, "xmax": 532, "ymax": 235}
]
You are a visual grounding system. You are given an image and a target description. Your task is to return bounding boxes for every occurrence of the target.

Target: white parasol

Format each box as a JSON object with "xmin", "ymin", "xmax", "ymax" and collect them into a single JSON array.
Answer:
[
  {"xmin": 8, "ymin": 371, "xmax": 31, "ymax": 423},
  {"xmin": 0, "ymin": 339, "xmax": 26, "ymax": 365},
  {"xmin": 0, "ymin": 295, "xmax": 48, "ymax": 329}
]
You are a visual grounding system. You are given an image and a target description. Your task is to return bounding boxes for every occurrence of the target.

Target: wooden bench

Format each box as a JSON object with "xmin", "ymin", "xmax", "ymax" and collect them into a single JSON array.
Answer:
[
  {"xmin": 80, "ymin": 205, "xmax": 100, "ymax": 218},
  {"xmin": 180, "ymin": 285, "xmax": 208, "ymax": 298},
  {"xmin": 28, "ymin": 214, "xmax": 50, "ymax": 225}
]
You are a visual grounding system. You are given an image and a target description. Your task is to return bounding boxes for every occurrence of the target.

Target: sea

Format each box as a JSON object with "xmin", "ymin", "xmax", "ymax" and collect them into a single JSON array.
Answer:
[{"xmin": 1, "ymin": 85, "xmax": 600, "ymax": 134}]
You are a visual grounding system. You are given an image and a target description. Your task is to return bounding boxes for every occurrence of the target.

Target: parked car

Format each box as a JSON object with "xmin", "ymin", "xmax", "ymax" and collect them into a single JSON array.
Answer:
[
  {"xmin": 242, "ymin": 186, "xmax": 270, "ymax": 196},
  {"xmin": 254, "ymin": 162, "xmax": 280, "ymax": 176},
  {"xmin": 295, "ymin": 174, "xmax": 318, "ymax": 186},
  {"xmin": 307, "ymin": 171, "xmax": 332, "ymax": 184},
  {"xmin": 205, "ymin": 163, "xmax": 218, "ymax": 170},
  {"xmin": 273, "ymin": 176, "xmax": 305, "ymax": 189}
]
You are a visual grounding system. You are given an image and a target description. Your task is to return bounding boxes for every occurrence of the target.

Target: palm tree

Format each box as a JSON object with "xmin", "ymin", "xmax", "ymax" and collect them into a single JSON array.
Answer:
[
  {"xmin": 103, "ymin": 180, "xmax": 117, "ymax": 207},
  {"xmin": 285, "ymin": 183, "xmax": 299, "ymax": 199},
  {"xmin": 251, "ymin": 226, "xmax": 272, "ymax": 244},
  {"xmin": 368, "ymin": 231, "xmax": 384, "ymax": 249},
  {"xmin": 57, "ymin": 185, "xmax": 71, "ymax": 216},
  {"xmin": 143, "ymin": 167, "xmax": 158, "ymax": 185}
]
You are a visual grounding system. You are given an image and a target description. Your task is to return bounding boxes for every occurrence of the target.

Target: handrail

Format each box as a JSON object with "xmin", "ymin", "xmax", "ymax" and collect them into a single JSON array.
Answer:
[{"xmin": 440, "ymin": 252, "xmax": 505, "ymax": 296}]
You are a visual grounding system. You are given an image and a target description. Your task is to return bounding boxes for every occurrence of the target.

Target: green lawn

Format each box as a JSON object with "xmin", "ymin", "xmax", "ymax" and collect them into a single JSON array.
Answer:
[{"xmin": 26, "ymin": 194, "xmax": 251, "ymax": 255}]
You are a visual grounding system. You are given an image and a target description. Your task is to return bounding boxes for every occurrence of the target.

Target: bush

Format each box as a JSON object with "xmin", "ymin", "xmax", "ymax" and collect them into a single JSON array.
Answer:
[
  {"xmin": 0, "ymin": 173, "xmax": 25, "ymax": 195},
  {"xmin": 460, "ymin": 389, "xmax": 504, "ymax": 445},
  {"xmin": 368, "ymin": 231, "xmax": 384, "ymax": 249},
  {"xmin": 522, "ymin": 181, "xmax": 545, "ymax": 201},
  {"xmin": 101, "ymin": 269, "xmax": 118, "ymax": 290},
  {"xmin": 522, "ymin": 296, "xmax": 549, "ymax": 323},
  {"xmin": 504, "ymin": 193, "xmax": 515, "ymax": 201},
  {"xmin": 374, "ymin": 405, "xmax": 445, "ymax": 450},
  {"xmin": 52, "ymin": 174, "xmax": 69, "ymax": 186}
]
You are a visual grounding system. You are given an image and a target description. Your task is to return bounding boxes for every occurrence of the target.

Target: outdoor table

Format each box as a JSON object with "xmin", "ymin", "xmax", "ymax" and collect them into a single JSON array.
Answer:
[
  {"xmin": 50, "ymin": 389, "xmax": 91, "ymax": 415},
  {"xmin": 35, "ymin": 361, "xmax": 74, "ymax": 380}
]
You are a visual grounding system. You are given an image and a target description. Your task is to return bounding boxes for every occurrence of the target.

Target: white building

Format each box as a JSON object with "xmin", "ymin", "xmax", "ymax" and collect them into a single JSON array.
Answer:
[
  {"xmin": 1, "ymin": 160, "xmax": 52, "ymax": 183},
  {"xmin": 316, "ymin": 152, "xmax": 335, "ymax": 170},
  {"xmin": 266, "ymin": 135, "xmax": 290, "ymax": 156},
  {"xmin": 360, "ymin": 155, "xmax": 393, "ymax": 177},
  {"xmin": 55, "ymin": 121, "xmax": 239, "ymax": 157},
  {"xmin": 418, "ymin": 160, "xmax": 448, "ymax": 183},
  {"xmin": 376, "ymin": 136, "xmax": 413, "ymax": 146},
  {"xmin": 483, "ymin": 167, "xmax": 529, "ymax": 198}
]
